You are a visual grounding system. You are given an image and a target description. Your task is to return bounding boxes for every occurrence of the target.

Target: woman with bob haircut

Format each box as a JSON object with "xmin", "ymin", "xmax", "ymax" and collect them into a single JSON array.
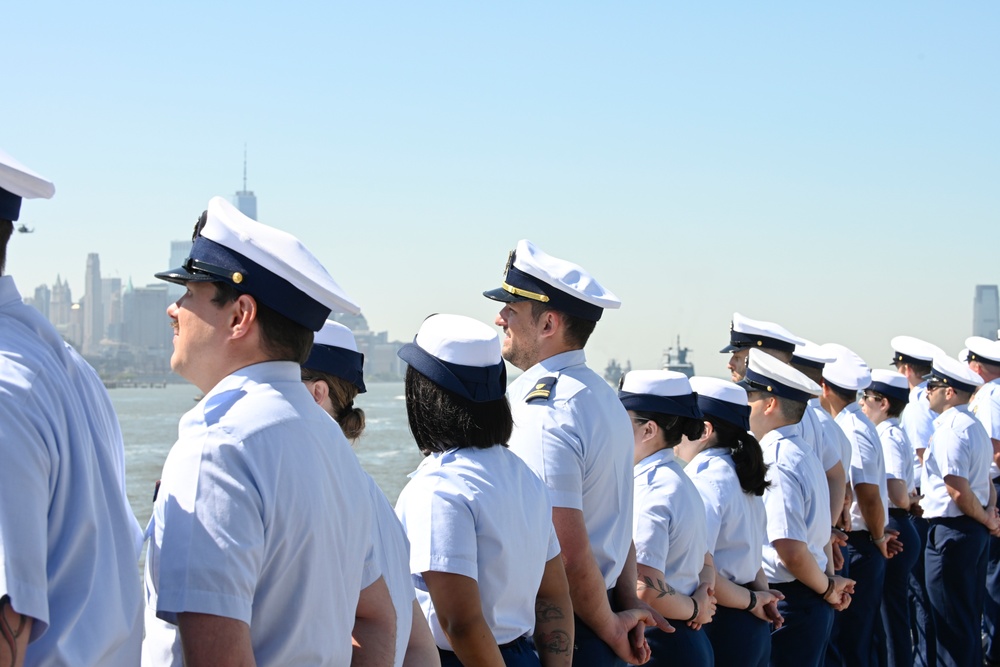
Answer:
[
  {"xmin": 674, "ymin": 377, "xmax": 785, "ymax": 667},
  {"xmin": 620, "ymin": 369, "xmax": 717, "ymax": 667},
  {"xmin": 394, "ymin": 313, "xmax": 574, "ymax": 667},
  {"xmin": 301, "ymin": 319, "xmax": 440, "ymax": 667}
]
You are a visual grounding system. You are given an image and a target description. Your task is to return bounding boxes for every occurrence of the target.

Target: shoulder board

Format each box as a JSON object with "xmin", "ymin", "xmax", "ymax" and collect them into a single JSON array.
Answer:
[{"xmin": 525, "ymin": 375, "xmax": 558, "ymax": 403}]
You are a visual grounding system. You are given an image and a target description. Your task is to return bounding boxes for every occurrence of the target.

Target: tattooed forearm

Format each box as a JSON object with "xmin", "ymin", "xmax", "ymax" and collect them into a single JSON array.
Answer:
[
  {"xmin": 1, "ymin": 595, "xmax": 28, "ymax": 667},
  {"xmin": 536, "ymin": 629, "xmax": 571, "ymax": 655},
  {"xmin": 638, "ymin": 575, "xmax": 675, "ymax": 598},
  {"xmin": 535, "ymin": 600, "xmax": 566, "ymax": 623}
]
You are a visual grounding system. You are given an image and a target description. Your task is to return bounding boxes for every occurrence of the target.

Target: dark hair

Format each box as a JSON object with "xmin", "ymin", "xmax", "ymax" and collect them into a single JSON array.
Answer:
[
  {"xmin": 0, "ymin": 219, "xmax": 13, "ymax": 275},
  {"xmin": 529, "ymin": 301, "xmax": 597, "ymax": 348},
  {"xmin": 825, "ymin": 382, "xmax": 858, "ymax": 406},
  {"xmin": 302, "ymin": 368, "xmax": 366, "ymax": 440},
  {"xmin": 707, "ymin": 416, "xmax": 770, "ymax": 496},
  {"xmin": 404, "ymin": 365, "xmax": 513, "ymax": 455},
  {"xmin": 633, "ymin": 410, "xmax": 705, "ymax": 448},
  {"xmin": 211, "ymin": 281, "xmax": 314, "ymax": 364},
  {"xmin": 867, "ymin": 390, "xmax": 907, "ymax": 420},
  {"xmin": 750, "ymin": 390, "xmax": 808, "ymax": 424},
  {"xmin": 790, "ymin": 362, "xmax": 823, "ymax": 386}
]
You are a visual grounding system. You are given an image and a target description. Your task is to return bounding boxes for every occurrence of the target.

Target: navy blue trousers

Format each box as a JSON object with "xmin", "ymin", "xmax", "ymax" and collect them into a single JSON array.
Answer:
[
  {"xmin": 908, "ymin": 513, "xmax": 936, "ymax": 667},
  {"xmin": 771, "ymin": 580, "xmax": 834, "ymax": 667},
  {"xmin": 645, "ymin": 621, "xmax": 714, "ymax": 667},
  {"xmin": 567, "ymin": 590, "xmax": 628, "ymax": 667},
  {"xmin": 439, "ymin": 637, "xmax": 539, "ymax": 666},
  {"xmin": 879, "ymin": 511, "xmax": 920, "ymax": 667},
  {"xmin": 925, "ymin": 515, "xmax": 988, "ymax": 667},
  {"xmin": 984, "ymin": 479, "xmax": 1000, "ymax": 663},
  {"xmin": 826, "ymin": 531, "xmax": 887, "ymax": 667},
  {"xmin": 703, "ymin": 604, "xmax": 770, "ymax": 667}
]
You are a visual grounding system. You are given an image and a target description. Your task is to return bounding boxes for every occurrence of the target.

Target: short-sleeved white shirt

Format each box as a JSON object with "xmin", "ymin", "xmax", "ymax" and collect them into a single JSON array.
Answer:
[
  {"xmin": 686, "ymin": 448, "xmax": 767, "ymax": 586},
  {"xmin": 920, "ymin": 405, "xmax": 994, "ymax": 519},
  {"xmin": 396, "ymin": 445, "xmax": 560, "ymax": 649},
  {"xmin": 507, "ymin": 349, "xmax": 633, "ymax": 588},
  {"xmin": 970, "ymin": 379, "xmax": 1000, "ymax": 478},
  {"xmin": 835, "ymin": 403, "xmax": 890, "ymax": 532},
  {"xmin": 633, "ymin": 449, "xmax": 708, "ymax": 596},
  {"xmin": 901, "ymin": 383, "xmax": 936, "ymax": 486},
  {"xmin": 878, "ymin": 418, "xmax": 915, "ymax": 502},
  {"xmin": 0, "ymin": 276, "xmax": 143, "ymax": 666},
  {"xmin": 143, "ymin": 362, "xmax": 376, "ymax": 666},
  {"xmin": 760, "ymin": 423, "xmax": 831, "ymax": 584},
  {"xmin": 800, "ymin": 402, "xmax": 845, "ymax": 472}
]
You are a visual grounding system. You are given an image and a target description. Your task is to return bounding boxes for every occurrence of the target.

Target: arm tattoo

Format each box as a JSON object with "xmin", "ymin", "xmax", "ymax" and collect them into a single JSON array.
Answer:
[
  {"xmin": 536, "ymin": 629, "xmax": 571, "ymax": 655},
  {"xmin": 0, "ymin": 595, "xmax": 27, "ymax": 667},
  {"xmin": 535, "ymin": 600, "xmax": 565, "ymax": 622},
  {"xmin": 638, "ymin": 575, "xmax": 675, "ymax": 599}
]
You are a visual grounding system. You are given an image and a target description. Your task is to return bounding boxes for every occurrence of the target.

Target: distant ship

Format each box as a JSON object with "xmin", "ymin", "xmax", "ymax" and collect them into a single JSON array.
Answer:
[{"xmin": 662, "ymin": 336, "xmax": 695, "ymax": 377}]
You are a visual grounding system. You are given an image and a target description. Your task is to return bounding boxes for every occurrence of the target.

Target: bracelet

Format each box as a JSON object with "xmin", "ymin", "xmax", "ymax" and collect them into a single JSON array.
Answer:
[
  {"xmin": 822, "ymin": 576, "xmax": 834, "ymax": 599},
  {"xmin": 872, "ymin": 533, "xmax": 888, "ymax": 546},
  {"xmin": 685, "ymin": 597, "xmax": 699, "ymax": 623},
  {"xmin": 745, "ymin": 590, "xmax": 757, "ymax": 611}
]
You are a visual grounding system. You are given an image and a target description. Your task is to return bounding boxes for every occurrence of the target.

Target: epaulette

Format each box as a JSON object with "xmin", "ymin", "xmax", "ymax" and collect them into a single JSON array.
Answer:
[{"xmin": 525, "ymin": 375, "xmax": 558, "ymax": 403}]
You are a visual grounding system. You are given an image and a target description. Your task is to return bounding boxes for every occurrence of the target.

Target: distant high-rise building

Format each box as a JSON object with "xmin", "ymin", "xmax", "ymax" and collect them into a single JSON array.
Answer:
[
  {"xmin": 974, "ymin": 285, "xmax": 1000, "ymax": 339},
  {"xmin": 83, "ymin": 253, "xmax": 104, "ymax": 355},
  {"xmin": 168, "ymin": 240, "xmax": 192, "ymax": 301},
  {"xmin": 102, "ymin": 277, "xmax": 123, "ymax": 342},
  {"xmin": 32, "ymin": 283, "xmax": 51, "ymax": 320},
  {"xmin": 122, "ymin": 282, "xmax": 172, "ymax": 351},
  {"xmin": 50, "ymin": 275, "xmax": 72, "ymax": 328},
  {"xmin": 233, "ymin": 146, "xmax": 257, "ymax": 220}
]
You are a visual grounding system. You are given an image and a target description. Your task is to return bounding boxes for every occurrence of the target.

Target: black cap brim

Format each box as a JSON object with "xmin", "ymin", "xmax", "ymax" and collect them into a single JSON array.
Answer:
[
  {"xmin": 483, "ymin": 287, "xmax": 527, "ymax": 303},
  {"xmin": 154, "ymin": 266, "xmax": 217, "ymax": 286},
  {"xmin": 720, "ymin": 344, "xmax": 743, "ymax": 354}
]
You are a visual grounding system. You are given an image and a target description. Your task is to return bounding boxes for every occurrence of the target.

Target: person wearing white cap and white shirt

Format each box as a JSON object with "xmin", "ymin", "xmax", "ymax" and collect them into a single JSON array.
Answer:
[
  {"xmin": 889, "ymin": 335, "xmax": 943, "ymax": 667},
  {"xmin": 301, "ymin": 320, "xmax": 440, "ymax": 667},
  {"xmin": 919, "ymin": 355, "xmax": 999, "ymax": 667},
  {"xmin": 738, "ymin": 349, "xmax": 853, "ymax": 667},
  {"xmin": 677, "ymin": 377, "xmax": 785, "ymax": 667},
  {"xmin": 963, "ymin": 336, "xmax": 1000, "ymax": 666},
  {"xmin": 144, "ymin": 198, "xmax": 382, "ymax": 666},
  {"xmin": 720, "ymin": 312, "xmax": 805, "ymax": 385},
  {"xmin": 818, "ymin": 343, "xmax": 891, "ymax": 667},
  {"xmin": 859, "ymin": 370, "xmax": 918, "ymax": 667},
  {"xmin": 393, "ymin": 314, "xmax": 574, "ymax": 667},
  {"xmin": 619, "ymin": 370, "xmax": 716, "ymax": 667},
  {"xmin": 0, "ymin": 149, "xmax": 143, "ymax": 666},
  {"xmin": 483, "ymin": 241, "xmax": 667, "ymax": 666}
]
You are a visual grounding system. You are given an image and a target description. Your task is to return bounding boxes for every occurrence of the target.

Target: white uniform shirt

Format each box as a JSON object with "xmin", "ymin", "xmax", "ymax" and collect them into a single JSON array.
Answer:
[
  {"xmin": 633, "ymin": 449, "xmax": 708, "ymax": 596},
  {"xmin": 920, "ymin": 405, "xmax": 994, "ymax": 519},
  {"xmin": 835, "ymin": 402, "xmax": 890, "ymax": 532},
  {"xmin": 507, "ymin": 349, "xmax": 633, "ymax": 588},
  {"xmin": 800, "ymin": 401, "xmax": 845, "ymax": 472},
  {"xmin": 878, "ymin": 418, "xmax": 916, "ymax": 503},
  {"xmin": 0, "ymin": 275, "xmax": 142, "ymax": 666},
  {"xmin": 396, "ymin": 445, "xmax": 560, "ymax": 650},
  {"xmin": 970, "ymin": 378, "xmax": 1000, "ymax": 479},
  {"xmin": 143, "ymin": 362, "xmax": 376, "ymax": 666},
  {"xmin": 686, "ymin": 448, "xmax": 767, "ymax": 585},
  {"xmin": 901, "ymin": 383, "xmax": 936, "ymax": 488},
  {"xmin": 760, "ymin": 423, "xmax": 831, "ymax": 583}
]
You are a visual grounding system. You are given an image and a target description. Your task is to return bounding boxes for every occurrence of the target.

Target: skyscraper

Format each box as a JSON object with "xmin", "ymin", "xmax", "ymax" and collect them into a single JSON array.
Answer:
[
  {"xmin": 167, "ymin": 239, "xmax": 192, "ymax": 301},
  {"xmin": 83, "ymin": 253, "xmax": 104, "ymax": 355},
  {"xmin": 122, "ymin": 283, "xmax": 172, "ymax": 351},
  {"xmin": 233, "ymin": 145, "xmax": 257, "ymax": 220},
  {"xmin": 102, "ymin": 277, "xmax": 123, "ymax": 343},
  {"xmin": 974, "ymin": 285, "xmax": 1000, "ymax": 339}
]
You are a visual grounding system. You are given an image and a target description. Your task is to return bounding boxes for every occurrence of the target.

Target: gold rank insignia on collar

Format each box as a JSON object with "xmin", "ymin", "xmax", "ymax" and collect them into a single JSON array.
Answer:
[{"xmin": 525, "ymin": 375, "xmax": 558, "ymax": 403}]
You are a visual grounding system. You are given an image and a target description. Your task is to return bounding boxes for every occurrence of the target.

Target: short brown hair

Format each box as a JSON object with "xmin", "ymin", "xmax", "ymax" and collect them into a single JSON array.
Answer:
[
  {"xmin": 529, "ymin": 301, "xmax": 597, "ymax": 348},
  {"xmin": 211, "ymin": 282, "xmax": 314, "ymax": 364}
]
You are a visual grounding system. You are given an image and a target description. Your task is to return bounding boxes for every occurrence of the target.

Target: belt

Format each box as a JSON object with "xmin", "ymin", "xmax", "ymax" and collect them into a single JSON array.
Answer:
[{"xmin": 889, "ymin": 508, "xmax": 910, "ymax": 519}]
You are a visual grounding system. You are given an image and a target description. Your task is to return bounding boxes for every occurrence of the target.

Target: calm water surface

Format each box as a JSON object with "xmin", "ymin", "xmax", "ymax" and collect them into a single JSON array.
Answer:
[{"xmin": 110, "ymin": 381, "xmax": 422, "ymax": 531}]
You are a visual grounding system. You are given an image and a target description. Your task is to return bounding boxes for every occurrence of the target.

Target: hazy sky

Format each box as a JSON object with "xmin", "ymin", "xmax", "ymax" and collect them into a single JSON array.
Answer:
[{"xmin": 4, "ymin": 3, "xmax": 998, "ymax": 377}]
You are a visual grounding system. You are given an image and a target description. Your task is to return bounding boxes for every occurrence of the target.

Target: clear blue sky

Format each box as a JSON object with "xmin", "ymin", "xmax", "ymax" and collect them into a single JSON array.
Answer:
[{"xmin": 4, "ymin": 2, "xmax": 998, "ymax": 376}]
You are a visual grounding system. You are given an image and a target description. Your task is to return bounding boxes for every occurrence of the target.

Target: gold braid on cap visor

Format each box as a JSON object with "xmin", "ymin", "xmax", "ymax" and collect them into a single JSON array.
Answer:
[{"xmin": 501, "ymin": 282, "xmax": 550, "ymax": 303}]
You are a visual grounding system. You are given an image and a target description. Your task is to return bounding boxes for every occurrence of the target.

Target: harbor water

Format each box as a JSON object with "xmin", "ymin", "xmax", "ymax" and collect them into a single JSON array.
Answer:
[{"xmin": 111, "ymin": 381, "xmax": 422, "ymax": 532}]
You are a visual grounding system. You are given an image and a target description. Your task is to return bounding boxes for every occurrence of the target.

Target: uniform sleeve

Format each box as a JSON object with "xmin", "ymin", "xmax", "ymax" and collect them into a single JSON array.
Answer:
[
  {"xmin": 691, "ymin": 476, "xmax": 723, "ymax": 554},
  {"xmin": 153, "ymin": 432, "xmax": 265, "ymax": 626},
  {"xmin": 0, "ymin": 380, "xmax": 53, "ymax": 638},
  {"xmin": 397, "ymin": 474, "xmax": 479, "ymax": 581},
  {"xmin": 361, "ymin": 538, "xmax": 381, "ymax": 590},
  {"xmin": 973, "ymin": 391, "xmax": 1000, "ymax": 441},
  {"xmin": 519, "ymin": 401, "xmax": 586, "ymax": 511},
  {"xmin": 848, "ymin": 427, "xmax": 884, "ymax": 487},
  {"xmin": 881, "ymin": 429, "xmax": 909, "ymax": 481},
  {"xmin": 930, "ymin": 427, "xmax": 972, "ymax": 481},
  {"xmin": 546, "ymin": 522, "xmax": 561, "ymax": 561},
  {"xmin": 762, "ymin": 456, "xmax": 808, "ymax": 544},
  {"xmin": 632, "ymin": 474, "xmax": 672, "ymax": 570}
]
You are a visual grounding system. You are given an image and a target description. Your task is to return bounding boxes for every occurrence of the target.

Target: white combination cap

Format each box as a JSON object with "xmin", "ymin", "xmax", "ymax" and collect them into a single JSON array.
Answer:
[
  {"xmin": 304, "ymin": 320, "xmax": 365, "ymax": 392},
  {"xmin": 618, "ymin": 369, "xmax": 702, "ymax": 419},
  {"xmin": 721, "ymin": 312, "xmax": 805, "ymax": 354},
  {"xmin": 689, "ymin": 376, "xmax": 751, "ymax": 430},
  {"xmin": 792, "ymin": 339, "xmax": 838, "ymax": 370},
  {"xmin": 820, "ymin": 343, "xmax": 872, "ymax": 392},
  {"xmin": 155, "ymin": 196, "xmax": 360, "ymax": 330},
  {"xmin": 890, "ymin": 335, "xmax": 944, "ymax": 367},
  {"xmin": 927, "ymin": 355, "xmax": 985, "ymax": 394},
  {"xmin": 869, "ymin": 369, "xmax": 909, "ymax": 403},
  {"xmin": 0, "ymin": 147, "xmax": 55, "ymax": 222},
  {"xmin": 965, "ymin": 336, "xmax": 1000, "ymax": 365},
  {"xmin": 483, "ymin": 239, "xmax": 620, "ymax": 322},
  {"xmin": 738, "ymin": 348, "xmax": 821, "ymax": 403},
  {"xmin": 397, "ymin": 314, "xmax": 506, "ymax": 402}
]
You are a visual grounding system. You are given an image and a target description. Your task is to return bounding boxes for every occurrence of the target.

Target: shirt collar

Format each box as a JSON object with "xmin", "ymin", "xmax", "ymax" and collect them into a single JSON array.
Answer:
[
  {"xmin": 0, "ymin": 275, "xmax": 23, "ymax": 309},
  {"xmin": 201, "ymin": 360, "xmax": 302, "ymax": 404},
  {"xmin": 634, "ymin": 448, "xmax": 674, "ymax": 476},
  {"xmin": 688, "ymin": 446, "xmax": 731, "ymax": 470}
]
